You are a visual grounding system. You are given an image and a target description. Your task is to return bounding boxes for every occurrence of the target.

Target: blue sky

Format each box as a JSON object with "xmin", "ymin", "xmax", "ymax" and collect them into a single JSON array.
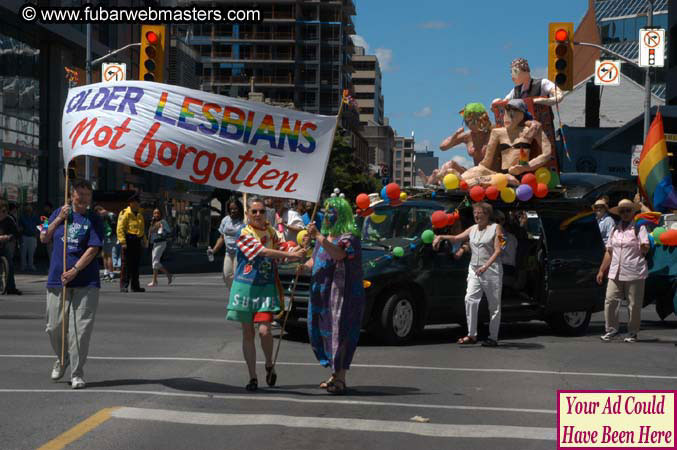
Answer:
[{"xmin": 352, "ymin": 0, "xmax": 588, "ymax": 169}]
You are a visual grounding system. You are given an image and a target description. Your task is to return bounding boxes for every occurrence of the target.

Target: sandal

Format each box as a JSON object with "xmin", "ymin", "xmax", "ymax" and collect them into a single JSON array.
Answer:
[
  {"xmin": 319, "ymin": 374, "xmax": 336, "ymax": 389},
  {"xmin": 245, "ymin": 378, "xmax": 258, "ymax": 391},
  {"xmin": 265, "ymin": 365, "xmax": 277, "ymax": 387},
  {"xmin": 326, "ymin": 379, "xmax": 347, "ymax": 395},
  {"xmin": 457, "ymin": 336, "xmax": 477, "ymax": 345}
]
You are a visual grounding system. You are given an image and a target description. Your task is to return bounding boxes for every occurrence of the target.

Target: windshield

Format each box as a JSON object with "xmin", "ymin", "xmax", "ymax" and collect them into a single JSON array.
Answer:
[{"xmin": 361, "ymin": 206, "xmax": 434, "ymax": 241}]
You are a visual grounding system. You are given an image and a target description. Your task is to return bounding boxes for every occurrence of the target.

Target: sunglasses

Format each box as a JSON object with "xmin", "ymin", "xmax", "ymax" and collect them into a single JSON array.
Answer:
[{"xmin": 249, "ymin": 209, "xmax": 266, "ymax": 215}]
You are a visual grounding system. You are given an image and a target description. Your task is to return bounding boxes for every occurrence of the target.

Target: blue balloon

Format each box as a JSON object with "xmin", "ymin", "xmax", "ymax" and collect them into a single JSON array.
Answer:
[
  {"xmin": 380, "ymin": 186, "xmax": 388, "ymax": 200},
  {"xmin": 431, "ymin": 191, "xmax": 437, "ymax": 199}
]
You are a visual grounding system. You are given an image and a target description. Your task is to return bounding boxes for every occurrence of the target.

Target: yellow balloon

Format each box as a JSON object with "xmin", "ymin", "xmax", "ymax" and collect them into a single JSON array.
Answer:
[
  {"xmin": 370, "ymin": 213, "xmax": 387, "ymax": 224},
  {"xmin": 500, "ymin": 187, "xmax": 516, "ymax": 203},
  {"xmin": 443, "ymin": 173, "xmax": 459, "ymax": 190},
  {"xmin": 535, "ymin": 167, "xmax": 551, "ymax": 185},
  {"xmin": 400, "ymin": 192, "xmax": 408, "ymax": 201},
  {"xmin": 296, "ymin": 229, "xmax": 308, "ymax": 246},
  {"xmin": 492, "ymin": 173, "xmax": 508, "ymax": 190}
]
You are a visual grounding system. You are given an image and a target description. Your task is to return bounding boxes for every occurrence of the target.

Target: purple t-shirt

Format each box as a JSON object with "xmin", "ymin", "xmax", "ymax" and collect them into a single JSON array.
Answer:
[{"xmin": 47, "ymin": 207, "xmax": 103, "ymax": 288}]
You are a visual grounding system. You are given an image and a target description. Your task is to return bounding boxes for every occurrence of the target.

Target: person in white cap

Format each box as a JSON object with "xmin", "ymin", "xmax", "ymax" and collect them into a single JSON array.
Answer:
[
  {"xmin": 593, "ymin": 196, "xmax": 615, "ymax": 245},
  {"xmin": 596, "ymin": 199, "xmax": 649, "ymax": 343}
]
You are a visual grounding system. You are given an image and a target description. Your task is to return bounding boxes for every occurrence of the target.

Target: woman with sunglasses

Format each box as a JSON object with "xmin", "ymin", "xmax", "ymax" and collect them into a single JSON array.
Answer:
[
  {"xmin": 227, "ymin": 197, "xmax": 305, "ymax": 391},
  {"xmin": 596, "ymin": 199, "xmax": 650, "ymax": 343}
]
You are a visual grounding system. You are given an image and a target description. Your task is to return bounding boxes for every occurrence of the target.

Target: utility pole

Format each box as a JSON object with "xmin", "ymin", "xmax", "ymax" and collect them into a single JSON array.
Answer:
[{"xmin": 643, "ymin": 0, "xmax": 654, "ymax": 140}]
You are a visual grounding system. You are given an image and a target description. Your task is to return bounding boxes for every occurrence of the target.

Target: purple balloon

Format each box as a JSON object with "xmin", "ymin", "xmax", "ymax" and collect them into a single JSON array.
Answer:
[{"xmin": 516, "ymin": 184, "xmax": 533, "ymax": 202}]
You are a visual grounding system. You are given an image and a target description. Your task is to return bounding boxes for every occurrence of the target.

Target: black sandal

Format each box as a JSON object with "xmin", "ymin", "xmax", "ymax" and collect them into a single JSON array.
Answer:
[
  {"xmin": 326, "ymin": 379, "xmax": 347, "ymax": 395},
  {"xmin": 320, "ymin": 374, "xmax": 336, "ymax": 389},
  {"xmin": 265, "ymin": 365, "xmax": 277, "ymax": 387},
  {"xmin": 245, "ymin": 378, "xmax": 258, "ymax": 391}
]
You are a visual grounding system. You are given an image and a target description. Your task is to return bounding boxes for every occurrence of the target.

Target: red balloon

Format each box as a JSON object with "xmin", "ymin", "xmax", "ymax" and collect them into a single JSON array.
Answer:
[
  {"xmin": 660, "ymin": 229, "xmax": 677, "ymax": 246},
  {"xmin": 470, "ymin": 185, "xmax": 485, "ymax": 202},
  {"xmin": 446, "ymin": 213, "xmax": 455, "ymax": 227},
  {"xmin": 431, "ymin": 210, "xmax": 448, "ymax": 229},
  {"xmin": 485, "ymin": 186, "xmax": 499, "ymax": 200},
  {"xmin": 521, "ymin": 173, "xmax": 537, "ymax": 190},
  {"xmin": 452, "ymin": 211, "xmax": 460, "ymax": 221},
  {"xmin": 385, "ymin": 183, "xmax": 401, "ymax": 200},
  {"xmin": 534, "ymin": 183, "xmax": 549, "ymax": 198},
  {"xmin": 459, "ymin": 180, "xmax": 469, "ymax": 191},
  {"xmin": 356, "ymin": 193, "xmax": 370, "ymax": 210}
]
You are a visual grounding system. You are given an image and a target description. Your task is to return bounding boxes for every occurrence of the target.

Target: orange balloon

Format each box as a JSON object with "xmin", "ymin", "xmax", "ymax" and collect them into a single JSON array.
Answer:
[
  {"xmin": 521, "ymin": 173, "xmax": 537, "ymax": 190},
  {"xmin": 534, "ymin": 183, "xmax": 549, "ymax": 198},
  {"xmin": 356, "ymin": 193, "xmax": 370, "ymax": 210},
  {"xmin": 460, "ymin": 180, "xmax": 469, "ymax": 191},
  {"xmin": 470, "ymin": 186, "xmax": 485, "ymax": 202},
  {"xmin": 431, "ymin": 210, "xmax": 448, "ymax": 229},
  {"xmin": 660, "ymin": 229, "xmax": 677, "ymax": 246},
  {"xmin": 485, "ymin": 186, "xmax": 499, "ymax": 201}
]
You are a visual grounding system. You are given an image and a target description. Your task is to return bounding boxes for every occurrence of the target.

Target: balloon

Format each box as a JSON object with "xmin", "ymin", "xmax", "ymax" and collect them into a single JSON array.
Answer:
[
  {"xmin": 469, "ymin": 185, "xmax": 485, "ymax": 202},
  {"xmin": 653, "ymin": 227, "xmax": 667, "ymax": 245},
  {"xmin": 431, "ymin": 191, "xmax": 437, "ymax": 199},
  {"xmin": 492, "ymin": 173, "xmax": 508, "ymax": 190},
  {"xmin": 500, "ymin": 187, "xmax": 516, "ymax": 203},
  {"xmin": 535, "ymin": 167, "xmax": 551, "ymax": 185},
  {"xmin": 431, "ymin": 211, "xmax": 448, "ymax": 229},
  {"xmin": 534, "ymin": 183, "xmax": 549, "ymax": 199},
  {"xmin": 660, "ymin": 229, "xmax": 677, "ymax": 246},
  {"xmin": 516, "ymin": 184, "xmax": 533, "ymax": 202},
  {"xmin": 547, "ymin": 170, "xmax": 560, "ymax": 190},
  {"xmin": 356, "ymin": 193, "xmax": 370, "ymax": 210},
  {"xmin": 392, "ymin": 246, "xmax": 404, "ymax": 258},
  {"xmin": 380, "ymin": 186, "xmax": 387, "ymax": 200},
  {"xmin": 443, "ymin": 173, "xmax": 459, "ymax": 190},
  {"xmin": 521, "ymin": 173, "xmax": 537, "ymax": 190},
  {"xmin": 485, "ymin": 186, "xmax": 499, "ymax": 201},
  {"xmin": 386, "ymin": 183, "xmax": 401, "ymax": 200},
  {"xmin": 296, "ymin": 229, "xmax": 308, "ymax": 246},
  {"xmin": 334, "ymin": 188, "xmax": 340, "ymax": 194},
  {"xmin": 370, "ymin": 213, "xmax": 387, "ymax": 224},
  {"xmin": 446, "ymin": 213, "xmax": 455, "ymax": 227},
  {"xmin": 400, "ymin": 192, "xmax": 408, "ymax": 201},
  {"xmin": 459, "ymin": 180, "xmax": 469, "ymax": 191},
  {"xmin": 421, "ymin": 229, "xmax": 435, "ymax": 244}
]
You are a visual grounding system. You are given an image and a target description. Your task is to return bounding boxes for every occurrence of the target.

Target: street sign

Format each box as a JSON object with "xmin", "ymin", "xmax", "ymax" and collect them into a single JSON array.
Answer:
[
  {"xmin": 631, "ymin": 145, "xmax": 642, "ymax": 176},
  {"xmin": 102, "ymin": 63, "xmax": 127, "ymax": 82},
  {"xmin": 594, "ymin": 60, "xmax": 621, "ymax": 86},
  {"xmin": 639, "ymin": 28, "xmax": 665, "ymax": 67}
]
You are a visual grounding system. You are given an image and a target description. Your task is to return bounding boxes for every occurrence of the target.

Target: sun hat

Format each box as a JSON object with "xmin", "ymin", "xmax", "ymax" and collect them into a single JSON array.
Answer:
[
  {"xmin": 609, "ymin": 199, "xmax": 640, "ymax": 216},
  {"xmin": 592, "ymin": 198, "xmax": 609, "ymax": 209}
]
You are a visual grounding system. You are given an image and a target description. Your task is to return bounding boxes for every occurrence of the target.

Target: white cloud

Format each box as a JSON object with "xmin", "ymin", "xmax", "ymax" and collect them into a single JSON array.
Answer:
[
  {"xmin": 414, "ymin": 106, "xmax": 432, "ymax": 118},
  {"xmin": 419, "ymin": 21, "xmax": 450, "ymax": 30},
  {"xmin": 375, "ymin": 48, "xmax": 394, "ymax": 72},
  {"xmin": 452, "ymin": 155, "xmax": 473, "ymax": 168},
  {"xmin": 452, "ymin": 67, "xmax": 471, "ymax": 76},
  {"xmin": 532, "ymin": 66, "xmax": 548, "ymax": 79},
  {"xmin": 415, "ymin": 139, "xmax": 432, "ymax": 151},
  {"xmin": 350, "ymin": 35, "xmax": 369, "ymax": 53}
]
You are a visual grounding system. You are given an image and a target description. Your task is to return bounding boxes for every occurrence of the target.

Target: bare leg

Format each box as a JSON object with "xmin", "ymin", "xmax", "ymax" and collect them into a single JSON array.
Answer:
[
  {"xmin": 148, "ymin": 269, "xmax": 158, "ymax": 287},
  {"xmin": 258, "ymin": 322, "xmax": 274, "ymax": 367},
  {"xmin": 242, "ymin": 323, "xmax": 257, "ymax": 379}
]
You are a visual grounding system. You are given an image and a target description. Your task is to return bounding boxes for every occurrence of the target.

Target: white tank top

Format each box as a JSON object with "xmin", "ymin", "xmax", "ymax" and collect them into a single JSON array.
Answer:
[{"xmin": 469, "ymin": 223, "xmax": 497, "ymax": 267}]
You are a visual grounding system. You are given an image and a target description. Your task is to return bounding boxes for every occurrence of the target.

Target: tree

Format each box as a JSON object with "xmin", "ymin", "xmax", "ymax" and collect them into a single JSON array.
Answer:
[{"xmin": 321, "ymin": 130, "xmax": 381, "ymax": 205}]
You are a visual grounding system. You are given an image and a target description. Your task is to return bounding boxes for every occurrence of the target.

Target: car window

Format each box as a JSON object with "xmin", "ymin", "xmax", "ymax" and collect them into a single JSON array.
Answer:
[
  {"xmin": 541, "ymin": 213, "xmax": 602, "ymax": 252},
  {"xmin": 362, "ymin": 206, "xmax": 437, "ymax": 241}
]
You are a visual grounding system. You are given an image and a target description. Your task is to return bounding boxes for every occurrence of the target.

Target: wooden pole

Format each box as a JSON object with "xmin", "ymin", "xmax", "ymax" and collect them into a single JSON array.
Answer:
[
  {"xmin": 272, "ymin": 92, "xmax": 348, "ymax": 368},
  {"xmin": 60, "ymin": 170, "xmax": 70, "ymax": 368}
]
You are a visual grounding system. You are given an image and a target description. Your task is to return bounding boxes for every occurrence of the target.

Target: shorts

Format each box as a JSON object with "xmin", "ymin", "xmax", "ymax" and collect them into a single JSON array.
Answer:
[
  {"xmin": 226, "ymin": 310, "xmax": 275, "ymax": 323},
  {"xmin": 103, "ymin": 239, "xmax": 115, "ymax": 255}
]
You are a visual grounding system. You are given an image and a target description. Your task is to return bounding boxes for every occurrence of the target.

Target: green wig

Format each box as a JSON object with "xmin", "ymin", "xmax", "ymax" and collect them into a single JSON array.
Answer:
[
  {"xmin": 321, "ymin": 196, "xmax": 361, "ymax": 238},
  {"xmin": 460, "ymin": 102, "xmax": 487, "ymax": 119}
]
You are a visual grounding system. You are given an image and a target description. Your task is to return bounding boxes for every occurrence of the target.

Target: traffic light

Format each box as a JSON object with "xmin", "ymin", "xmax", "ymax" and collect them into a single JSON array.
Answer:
[
  {"xmin": 548, "ymin": 22, "xmax": 574, "ymax": 91},
  {"xmin": 139, "ymin": 25, "xmax": 165, "ymax": 82}
]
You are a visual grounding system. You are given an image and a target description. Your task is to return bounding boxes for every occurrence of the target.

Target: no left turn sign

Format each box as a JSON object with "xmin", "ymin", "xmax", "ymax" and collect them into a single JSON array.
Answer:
[
  {"xmin": 102, "ymin": 63, "xmax": 126, "ymax": 82},
  {"xmin": 594, "ymin": 60, "xmax": 621, "ymax": 86}
]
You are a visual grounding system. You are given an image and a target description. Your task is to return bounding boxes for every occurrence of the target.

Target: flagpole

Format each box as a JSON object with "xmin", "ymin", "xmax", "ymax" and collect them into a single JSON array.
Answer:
[
  {"xmin": 272, "ymin": 91, "xmax": 349, "ymax": 369},
  {"xmin": 60, "ymin": 169, "xmax": 69, "ymax": 368}
]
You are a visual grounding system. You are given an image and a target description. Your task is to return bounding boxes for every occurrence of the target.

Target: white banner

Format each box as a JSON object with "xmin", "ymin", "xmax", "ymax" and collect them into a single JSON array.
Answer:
[{"xmin": 61, "ymin": 81, "xmax": 338, "ymax": 202}]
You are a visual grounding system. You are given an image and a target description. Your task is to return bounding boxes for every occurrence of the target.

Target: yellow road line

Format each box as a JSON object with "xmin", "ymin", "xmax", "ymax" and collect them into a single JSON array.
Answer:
[{"xmin": 37, "ymin": 407, "xmax": 119, "ymax": 450}]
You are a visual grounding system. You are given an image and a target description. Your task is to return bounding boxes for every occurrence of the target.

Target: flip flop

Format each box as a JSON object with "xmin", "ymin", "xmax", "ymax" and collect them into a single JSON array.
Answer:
[
  {"xmin": 457, "ymin": 336, "xmax": 477, "ymax": 345},
  {"xmin": 265, "ymin": 365, "xmax": 277, "ymax": 387},
  {"xmin": 320, "ymin": 374, "xmax": 336, "ymax": 389}
]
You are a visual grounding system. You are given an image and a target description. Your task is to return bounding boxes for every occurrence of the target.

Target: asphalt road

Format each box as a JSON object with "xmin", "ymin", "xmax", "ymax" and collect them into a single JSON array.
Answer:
[{"xmin": 1, "ymin": 273, "xmax": 676, "ymax": 450}]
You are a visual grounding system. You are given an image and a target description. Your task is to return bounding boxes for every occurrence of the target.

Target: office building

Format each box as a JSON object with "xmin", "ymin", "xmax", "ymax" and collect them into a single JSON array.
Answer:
[
  {"xmin": 393, "ymin": 134, "xmax": 416, "ymax": 188},
  {"xmin": 352, "ymin": 45, "xmax": 384, "ymax": 126}
]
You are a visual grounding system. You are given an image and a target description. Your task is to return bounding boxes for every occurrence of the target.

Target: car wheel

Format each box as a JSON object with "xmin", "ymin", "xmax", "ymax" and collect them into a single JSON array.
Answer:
[
  {"xmin": 379, "ymin": 291, "xmax": 417, "ymax": 345},
  {"xmin": 546, "ymin": 310, "xmax": 591, "ymax": 336}
]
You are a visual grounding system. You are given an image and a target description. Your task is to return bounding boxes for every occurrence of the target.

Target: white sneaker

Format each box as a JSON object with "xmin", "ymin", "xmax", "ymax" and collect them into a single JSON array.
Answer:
[
  {"xmin": 71, "ymin": 376, "xmax": 86, "ymax": 389},
  {"xmin": 624, "ymin": 334, "xmax": 638, "ymax": 343},
  {"xmin": 600, "ymin": 332, "xmax": 618, "ymax": 341},
  {"xmin": 51, "ymin": 360, "xmax": 67, "ymax": 381}
]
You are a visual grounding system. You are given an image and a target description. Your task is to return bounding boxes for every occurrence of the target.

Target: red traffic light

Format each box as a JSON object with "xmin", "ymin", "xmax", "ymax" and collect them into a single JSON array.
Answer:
[
  {"xmin": 555, "ymin": 29, "xmax": 569, "ymax": 42},
  {"xmin": 145, "ymin": 31, "xmax": 159, "ymax": 45}
]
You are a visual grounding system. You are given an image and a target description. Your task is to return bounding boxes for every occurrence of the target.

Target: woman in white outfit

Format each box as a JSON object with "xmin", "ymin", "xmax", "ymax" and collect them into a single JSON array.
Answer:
[
  {"xmin": 147, "ymin": 208, "xmax": 173, "ymax": 287},
  {"xmin": 434, "ymin": 202, "xmax": 504, "ymax": 346}
]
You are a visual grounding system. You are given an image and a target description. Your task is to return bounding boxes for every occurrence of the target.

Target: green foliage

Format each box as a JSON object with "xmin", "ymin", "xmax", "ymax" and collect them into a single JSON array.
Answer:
[{"xmin": 321, "ymin": 130, "xmax": 381, "ymax": 205}]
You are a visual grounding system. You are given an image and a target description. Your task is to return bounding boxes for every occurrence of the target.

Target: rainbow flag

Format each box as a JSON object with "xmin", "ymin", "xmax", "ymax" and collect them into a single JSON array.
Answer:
[{"xmin": 638, "ymin": 111, "xmax": 677, "ymax": 212}]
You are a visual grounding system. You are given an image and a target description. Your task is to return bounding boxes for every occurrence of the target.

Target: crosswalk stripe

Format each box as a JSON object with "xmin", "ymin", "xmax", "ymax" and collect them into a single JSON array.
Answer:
[{"xmin": 111, "ymin": 406, "xmax": 556, "ymax": 440}]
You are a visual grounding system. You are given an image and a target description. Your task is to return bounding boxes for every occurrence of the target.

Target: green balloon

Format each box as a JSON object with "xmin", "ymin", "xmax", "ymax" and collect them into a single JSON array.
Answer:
[
  {"xmin": 547, "ymin": 169, "xmax": 560, "ymax": 190},
  {"xmin": 421, "ymin": 229, "xmax": 435, "ymax": 244},
  {"xmin": 392, "ymin": 246, "xmax": 404, "ymax": 258},
  {"xmin": 653, "ymin": 227, "xmax": 667, "ymax": 245}
]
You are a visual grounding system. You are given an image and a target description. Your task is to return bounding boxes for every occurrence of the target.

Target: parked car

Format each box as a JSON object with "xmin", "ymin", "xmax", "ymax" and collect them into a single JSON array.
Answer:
[{"xmin": 279, "ymin": 173, "xmax": 675, "ymax": 344}]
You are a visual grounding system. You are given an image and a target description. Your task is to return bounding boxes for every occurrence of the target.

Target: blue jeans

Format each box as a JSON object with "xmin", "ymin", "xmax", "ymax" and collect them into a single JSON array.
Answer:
[{"xmin": 111, "ymin": 243, "xmax": 122, "ymax": 269}]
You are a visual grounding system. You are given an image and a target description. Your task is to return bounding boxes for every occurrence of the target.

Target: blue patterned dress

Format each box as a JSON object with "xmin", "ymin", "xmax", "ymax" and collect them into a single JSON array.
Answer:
[{"xmin": 308, "ymin": 233, "xmax": 365, "ymax": 371}]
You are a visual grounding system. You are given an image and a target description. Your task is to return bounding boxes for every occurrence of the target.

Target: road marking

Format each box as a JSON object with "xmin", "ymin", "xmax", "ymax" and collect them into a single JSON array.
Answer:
[
  {"xmin": 37, "ymin": 407, "xmax": 118, "ymax": 450},
  {"xmin": 111, "ymin": 406, "xmax": 556, "ymax": 440},
  {"xmin": 2, "ymin": 354, "xmax": 677, "ymax": 380},
  {"xmin": 0, "ymin": 389, "xmax": 555, "ymax": 415}
]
